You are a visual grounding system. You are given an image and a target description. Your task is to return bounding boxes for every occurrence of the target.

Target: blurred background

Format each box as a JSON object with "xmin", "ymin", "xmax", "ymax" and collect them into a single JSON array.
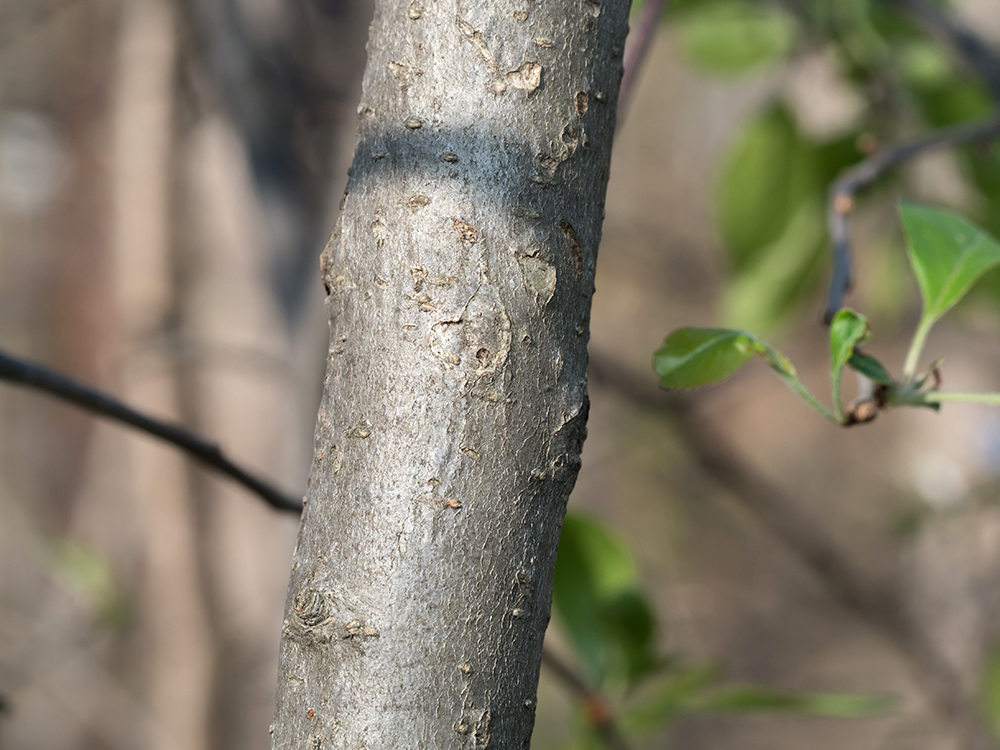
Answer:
[{"xmin": 2, "ymin": 0, "xmax": 1000, "ymax": 748}]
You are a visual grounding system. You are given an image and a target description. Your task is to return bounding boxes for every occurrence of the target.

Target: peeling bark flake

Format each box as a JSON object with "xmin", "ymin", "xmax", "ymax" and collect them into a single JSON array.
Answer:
[
  {"xmin": 457, "ymin": 19, "xmax": 498, "ymax": 73},
  {"xmin": 505, "ymin": 62, "xmax": 542, "ymax": 93},
  {"xmin": 453, "ymin": 219, "xmax": 478, "ymax": 243}
]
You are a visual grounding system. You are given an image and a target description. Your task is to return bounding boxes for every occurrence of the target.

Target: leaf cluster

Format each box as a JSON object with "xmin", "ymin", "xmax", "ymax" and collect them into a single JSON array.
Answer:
[{"xmin": 654, "ymin": 204, "xmax": 1000, "ymax": 424}]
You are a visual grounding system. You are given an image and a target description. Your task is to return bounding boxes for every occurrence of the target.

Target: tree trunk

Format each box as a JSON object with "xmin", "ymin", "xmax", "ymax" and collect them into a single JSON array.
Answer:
[{"xmin": 271, "ymin": 0, "xmax": 629, "ymax": 746}]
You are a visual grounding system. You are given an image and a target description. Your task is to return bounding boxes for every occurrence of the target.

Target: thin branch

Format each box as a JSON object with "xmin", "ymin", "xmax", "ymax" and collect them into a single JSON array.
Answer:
[
  {"xmin": 0, "ymin": 348, "xmax": 634, "ymax": 744},
  {"xmin": 0, "ymin": 348, "xmax": 302, "ymax": 513},
  {"xmin": 825, "ymin": 0, "xmax": 1000, "ymax": 322},
  {"xmin": 617, "ymin": 0, "xmax": 671, "ymax": 127},
  {"xmin": 540, "ymin": 648, "xmax": 632, "ymax": 750},
  {"xmin": 824, "ymin": 112, "xmax": 1000, "ymax": 322}
]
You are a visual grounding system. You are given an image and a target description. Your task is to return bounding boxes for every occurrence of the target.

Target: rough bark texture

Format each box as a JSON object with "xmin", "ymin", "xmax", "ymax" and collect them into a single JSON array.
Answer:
[{"xmin": 272, "ymin": 0, "xmax": 629, "ymax": 746}]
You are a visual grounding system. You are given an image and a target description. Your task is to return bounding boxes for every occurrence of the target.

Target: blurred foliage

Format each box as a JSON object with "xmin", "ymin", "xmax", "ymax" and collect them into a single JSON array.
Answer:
[
  {"xmin": 652, "ymin": 0, "xmax": 1000, "ymax": 333},
  {"xmin": 981, "ymin": 642, "xmax": 1000, "ymax": 741},
  {"xmin": 623, "ymin": 669, "xmax": 893, "ymax": 735},
  {"xmin": 672, "ymin": 0, "xmax": 797, "ymax": 74},
  {"xmin": 47, "ymin": 539, "xmax": 131, "ymax": 631},
  {"xmin": 717, "ymin": 107, "xmax": 813, "ymax": 271},
  {"xmin": 567, "ymin": 2, "xmax": 1000, "ymax": 741},
  {"xmin": 553, "ymin": 514, "xmax": 661, "ymax": 688},
  {"xmin": 551, "ymin": 514, "xmax": 890, "ymax": 746}
]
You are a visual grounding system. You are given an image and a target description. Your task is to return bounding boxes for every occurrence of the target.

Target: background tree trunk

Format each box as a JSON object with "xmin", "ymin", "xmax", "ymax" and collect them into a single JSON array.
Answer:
[{"xmin": 271, "ymin": 0, "xmax": 630, "ymax": 746}]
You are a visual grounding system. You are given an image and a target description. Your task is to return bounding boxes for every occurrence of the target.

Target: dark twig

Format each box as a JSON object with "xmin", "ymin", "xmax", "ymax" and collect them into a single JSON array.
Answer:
[
  {"xmin": 825, "ymin": 0, "xmax": 1000, "ymax": 322},
  {"xmin": 587, "ymin": 350, "xmax": 993, "ymax": 747},
  {"xmin": 0, "ymin": 348, "xmax": 630, "ymax": 742},
  {"xmin": 824, "ymin": 112, "xmax": 1000, "ymax": 322},
  {"xmin": 617, "ymin": 0, "xmax": 671, "ymax": 127},
  {"xmin": 540, "ymin": 648, "xmax": 632, "ymax": 750},
  {"xmin": 0, "ymin": 348, "xmax": 302, "ymax": 513}
]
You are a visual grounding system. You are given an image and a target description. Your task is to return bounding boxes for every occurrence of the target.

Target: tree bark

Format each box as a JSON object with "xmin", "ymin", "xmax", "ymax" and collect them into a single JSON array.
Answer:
[{"xmin": 271, "ymin": 0, "xmax": 629, "ymax": 746}]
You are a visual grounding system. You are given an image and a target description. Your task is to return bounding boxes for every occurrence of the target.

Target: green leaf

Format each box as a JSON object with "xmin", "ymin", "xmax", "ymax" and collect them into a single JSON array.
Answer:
[
  {"xmin": 653, "ymin": 328, "xmax": 762, "ymax": 389},
  {"xmin": 718, "ymin": 107, "xmax": 815, "ymax": 271},
  {"xmin": 721, "ymin": 196, "xmax": 827, "ymax": 334},
  {"xmin": 847, "ymin": 351, "xmax": 895, "ymax": 385},
  {"xmin": 553, "ymin": 514, "xmax": 634, "ymax": 680},
  {"xmin": 553, "ymin": 514, "xmax": 660, "ymax": 686},
  {"xmin": 829, "ymin": 309, "xmax": 870, "ymax": 373},
  {"xmin": 901, "ymin": 204, "xmax": 1000, "ymax": 378},
  {"xmin": 622, "ymin": 665, "xmax": 719, "ymax": 733},
  {"xmin": 675, "ymin": 1, "xmax": 796, "ymax": 74},
  {"xmin": 654, "ymin": 327, "xmax": 839, "ymax": 423},
  {"xmin": 48, "ymin": 540, "xmax": 131, "ymax": 629},
  {"xmin": 902, "ymin": 203, "xmax": 1000, "ymax": 325},
  {"xmin": 899, "ymin": 40, "xmax": 953, "ymax": 90},
  {"xmin": 829, "ymin": 308, "xmax": 870, "ymax": 419},
  {"xmin": 981, "ymin": 644, "xmax": 1000, "ymax": 741},
  {"xmin": 910, "ymin": 73, "xmax": 992, "ymax": 129},
  {"xmin": 625, "ymin": 671, "xmax": 894, "ymax": 734},
  {"xmin": 555, "ymin": 729, "xmax": 604, "ymax": 750},
  {"xmin": 600, "ymin": 590, "xmax": 661, "ymax": 684},
  {"xmin": 690, "ymin": 686, "xmax": 895, "ymax": 717}
]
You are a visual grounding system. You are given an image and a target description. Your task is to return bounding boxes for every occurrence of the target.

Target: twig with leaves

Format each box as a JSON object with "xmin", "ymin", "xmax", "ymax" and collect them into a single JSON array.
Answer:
[
  {"xmin": 663, "ymin": 204, "xmax": 1000, "ymax": 428},
  {"xmin": 825, "ymin": 113, "xmax": 1000, "ymax": 321}
]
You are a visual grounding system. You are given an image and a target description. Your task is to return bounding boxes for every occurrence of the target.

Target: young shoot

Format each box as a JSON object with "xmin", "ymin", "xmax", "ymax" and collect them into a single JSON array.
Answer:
[{"xmin": 653, "ymin": 204, "xmax": 1000, "ymax": 426}]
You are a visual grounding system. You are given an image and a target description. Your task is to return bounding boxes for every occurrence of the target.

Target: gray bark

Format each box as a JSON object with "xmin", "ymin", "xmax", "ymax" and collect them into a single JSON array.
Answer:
[{"xmin": 271, "ymin": 0, "xmax": 629, "ymax": 746}]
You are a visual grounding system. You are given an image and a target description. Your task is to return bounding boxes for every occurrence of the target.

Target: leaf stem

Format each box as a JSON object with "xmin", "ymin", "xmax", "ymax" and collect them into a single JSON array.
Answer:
[
  {"xmin": 924, "ymin": 391, "xmax": 1000, "ymax": 405},
  {"xmin": 887, "ymin": 389, "xmax": 1000, "ymax": 408},
  {"xmin": 773, "ymin": 370, "xmax": 841, "ymax": 425},
  {"xmin": 902, "ymin": 316, "xmax": 934, "ymax": 382},
  {"xmin": 758, "ymin": 342, "xmax": 842, "ymax": 424},
  {"xmin": 831, "ymin": 367, "xmax": 846, "ymax": 423}
]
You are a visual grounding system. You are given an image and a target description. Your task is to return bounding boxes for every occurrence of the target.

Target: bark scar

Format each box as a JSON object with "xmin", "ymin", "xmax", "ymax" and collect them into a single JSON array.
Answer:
[
  {"xmin": 457, "ymin": 18, "xmax": 542, "ymax": 95},
  {"xmin": 457, "ymin": 19, "xmax": 497, "ymax": 74}
]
